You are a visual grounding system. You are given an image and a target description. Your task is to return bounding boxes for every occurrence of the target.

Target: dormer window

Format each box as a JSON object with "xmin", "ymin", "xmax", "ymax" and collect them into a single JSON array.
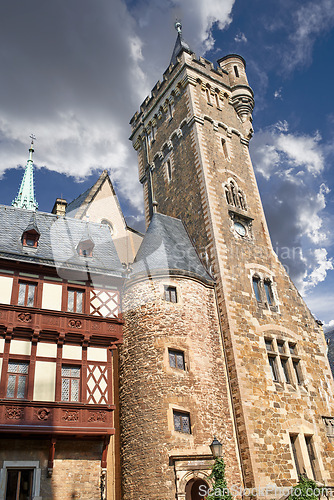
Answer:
[
  {"xmin": 22, "ymin": 229, "xmax": 39, "ymax": 248},
  {"xmin": 77, "ymin": 239, "xmax": 94, "ymax": 258}
]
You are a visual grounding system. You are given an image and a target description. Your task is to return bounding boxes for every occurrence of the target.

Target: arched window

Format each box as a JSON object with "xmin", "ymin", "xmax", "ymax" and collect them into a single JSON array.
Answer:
[
  {"xmin": 230, "ymin": 181, "xmax": 239, "ymax": 207},
  {"xmin": 238, "ymin": 189, "xmax": 246, "ymax": 210},
  {"xmin": 205, "ymin": 86, "xmax": 211, "ymax": 104},
  {"xmin": 224, "ymin": 180, "xmax": 247, "ymax": 211},
  {"xmin": 221, "ymin": 138, "xmax": 229, "ymax": 160},
  {"xmin": 101, "ymin": 219, "xmax": 114, "ymax": 236},
  {"xmin": 264, "ymin": 280, "xmax": 274, "ymax": 305},
  {"xmin": 252, "ymin": 276, "xmax": 261, "ymax": 302}
]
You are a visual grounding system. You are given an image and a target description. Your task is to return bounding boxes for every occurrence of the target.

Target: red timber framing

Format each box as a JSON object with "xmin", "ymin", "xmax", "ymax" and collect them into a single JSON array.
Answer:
[{"xmin": 0, "ymin": 262, "xmax": 123, "ymax": 447}]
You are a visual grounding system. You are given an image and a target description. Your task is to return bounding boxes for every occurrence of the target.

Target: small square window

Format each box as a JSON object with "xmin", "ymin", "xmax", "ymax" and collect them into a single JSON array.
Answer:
[
  {"xmin": 169, "ymin": 350, "xmax": 185, "ymax": 370},
  {"xmin": 164, "ymin": 286, "xmax": 177, "ymax": 303},
  {"xmin": 173, "ymin": 411, "xmax": 191, "ymax": 434}
]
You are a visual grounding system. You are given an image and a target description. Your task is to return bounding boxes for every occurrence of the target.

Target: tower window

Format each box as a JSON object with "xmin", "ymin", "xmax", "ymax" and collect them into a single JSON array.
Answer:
[
  {"xmin": 164, "ymin": 285, "xmax": 177, "ymax": 303},
  {"xmin": 215, "ymin": 92, "xmax": 220, "ymax": 108},
  {"xmin": 173, "ymin": 411, "xmax": 191, "ymax": 433},
  {"xmin": 268, "ymin": 355, "xmax": 279, "ymax": 382},
  {"xmin": 281, "ymin": 358, "xmax": 291, "ymax": 383},
  {"xmin": 205, "ymin": 87, "xmax": 211, "ymax": 104},
  {"xmin": 292, "ymin": 359, "xmax": 302, "ymax": 384},
  {"xmin": 290, "ymin": 434, "xmax": 302, "ymax": 476},
  {"xmin": 234, "ymin": 65, "xmax": 239, "ymax": 77},
  {"xmin": 166, "ymin": 159, "xmax": 172, "ymax": 182},
  {"xmin": 252, "ymin": 277, "xmax": 261, "ymax": 302},
  {"xmin": 264, "ymin": 280, "xmax": 274, "ymax": 305},
  {"xmin": 221, "ymin": 139, "xmax": 229, "ymax": 160},
  {"xmin": 168, "ymin": 101, "xmax": 174, "ymax": 119},
  {"xmin": 169, "ymin": 349, "xmax": 185, "ymax": 370}
]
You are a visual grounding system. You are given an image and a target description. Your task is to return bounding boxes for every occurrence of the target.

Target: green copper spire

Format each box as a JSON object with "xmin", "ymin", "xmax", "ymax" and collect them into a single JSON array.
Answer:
[{"xmin": 12, "ymin": 135, "xmax": 38, "ymax": 211}]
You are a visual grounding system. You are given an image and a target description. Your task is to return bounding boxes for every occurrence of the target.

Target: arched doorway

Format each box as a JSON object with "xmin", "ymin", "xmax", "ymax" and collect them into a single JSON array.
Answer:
[{"xmin": 185, "ymin": 478, "xmax": 209, "ymax": 500}]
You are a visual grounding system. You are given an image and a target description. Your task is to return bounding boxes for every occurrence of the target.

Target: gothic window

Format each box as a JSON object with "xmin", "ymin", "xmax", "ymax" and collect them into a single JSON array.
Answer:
[
  {"xmin": 17, "ymin": 281, "xmax": 37, "ymax": 307},
  {"xmin": 168, "ymin": 349, "xmax": 185, "ymax": 370},
  {"xmin": 61, "ymin": 365, "xmax": 80, "ymax": 402},
  {"xmin": 252, "ymin": 277, "xmax": 261, "ymax": 302},
  {"xmin": 168, "ymin": 101, "xmax": 174, "ymax": 119},
  {"xmin": 67, "ymin": 288, "xmax": 84, "ymax": 313},
  {"xmin": 238, "ymin": 189, "xmax": 246, "ymax": 210},
  {"xmin": 215, "ymin": 91, "xmax": 221, "ymax": 108},
  {"xmin": 6, "ymin": 361, "xmax": 29, "ymax": 399},
  {"xmin": 173, "ymin": 410, "xmax": 191, "ymax": 433},
  {"xmin": 205, "ymin": 86, "xmax": 211, "ymax": 104},
  {"xmin": 264, "ymin": 280, "xmax": 274, "ymax": 305},
  {"xmin": 225, "ymin": 185, "xmax": 232, "ymax": 205},
  {"xmin": 265, "ymin": 339, "xmax": 303, "ymax": 386},
  {"xmin": 164, "ymin": 285, "xmax": 177, "ymax": 303}
]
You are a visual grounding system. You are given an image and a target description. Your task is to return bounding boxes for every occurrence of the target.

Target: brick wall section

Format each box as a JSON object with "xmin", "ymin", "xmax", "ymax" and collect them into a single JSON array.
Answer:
[
  {"xmin": 130, "ymin": 50, "xmax": 334, "ymax": 491},
  {"xmin": 120, "ymin": 276, "xmax": 243, "ymax": 499},
  {"xmin": 0, "ymin": 438, "xmax": 103, "ymax": 500}
]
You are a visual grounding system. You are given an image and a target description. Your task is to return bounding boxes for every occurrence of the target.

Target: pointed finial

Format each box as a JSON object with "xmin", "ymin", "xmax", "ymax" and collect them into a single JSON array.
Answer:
[
  {"xmin": 29, "ymin": 134, "xmax": 36, "ymax": 160},
  {"xmin": 12, "ymin": 136, "xmax": 39, "ymax": 211},
  {"xmin": 175, "ymin": 20, "xmax": 182, "ymax": 35}
]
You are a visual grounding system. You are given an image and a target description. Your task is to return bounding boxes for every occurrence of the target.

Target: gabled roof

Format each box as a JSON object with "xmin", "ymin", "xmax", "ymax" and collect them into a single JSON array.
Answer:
[
  {"xmin": 66, "ymin": 170, "xmax": 126, "ymax": 228},
  {"xmin": 0, "ymin": 205, "xmax": 123, "ymax": 278},
  {"xmin": 131, "ymin": 213, "xmax": 213, "ymax": 284}
]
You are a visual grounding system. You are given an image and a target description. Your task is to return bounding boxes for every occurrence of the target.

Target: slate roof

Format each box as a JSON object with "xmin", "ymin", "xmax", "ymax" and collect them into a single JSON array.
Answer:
[
  {"xmin": 0, "ymin": 205, "xmax": 123, "ymax": 278},
  {"xmin": 131, "ymin": 213, "xmax": 213, "ymax": 284}
]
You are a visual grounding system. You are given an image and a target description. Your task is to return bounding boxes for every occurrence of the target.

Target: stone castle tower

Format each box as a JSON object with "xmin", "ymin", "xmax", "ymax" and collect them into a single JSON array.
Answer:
[{"xmin": 123, "ymin": 23, "xmax": 334, "ymax": 498}]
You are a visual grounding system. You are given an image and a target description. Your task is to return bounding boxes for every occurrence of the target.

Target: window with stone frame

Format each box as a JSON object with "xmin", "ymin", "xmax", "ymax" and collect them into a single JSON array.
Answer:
[
  {"xmin": 173, "ymin": 410, "xmax": 191, "ymax": 434},
  {"xmin": 289, "ymin": 433, "xmax": 319, "ymax": 481},
  {"xmin": 6, "ymin": 361, "xmax": 29, "ymax": 399},
  {"xmin": 67, "ymin": 288, "xmax": 84, "ymax": 313},
  {"xmin": 17, "ymin": 281, "xmax": 37, "ymax": 307},
  {"xmin": 251, "ymin": 275, "xmax": 276, "ymax": 308},
  {"xmin": 164, "ymin": 285, "xmax": 177, "ymax": 303},
  {"xmin": 166, "ymin": 159, "xmax": 172, "ymax": 182},
  {"xmin": 252, "ymin": 276, "xmax": 261, "ymax": 302},
  {"xmin": 265, "ymin": 338, "xmax": 303, "ymax": 386},
  {"xmin": 168, "ymin": 349, "xmax": 185, "ymax": 370},
  {"xmin": 61, "ymin": 365, "xmax": 80, "ymax": 402}
]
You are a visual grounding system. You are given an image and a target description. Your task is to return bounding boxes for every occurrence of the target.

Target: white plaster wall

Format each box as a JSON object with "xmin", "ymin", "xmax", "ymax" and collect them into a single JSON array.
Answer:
[
  {"xmin": 0, "ymin": 276, "xmax": 13, "ymax": 304},
  {"xmin": 62, "ymin": 344, "xmax": 82, "ymax": 360},
  {"xmin": 0, "ymin": 338, "xmax": 4, "ymax": 353},
  {"xmin": 41, "ymin": 283, "xmax": 62, "ymax": 311},
  {"xmin": 0, "ymin": 359, "xmax": 2, "ymax": 383},
  {"xmin": 10, "ymin": 340, "xmax": 31, "ymax": 355},
  {"xmin": 33, "ymin": 361, "xmax": 56, "ymax": 401},
  {"xmin": 36, "ymin": 342, "xmax": 57, "ymax": 358},
  {"xmin": 87, "ymin": 346, "xmax": 107, "ymax": 362}
]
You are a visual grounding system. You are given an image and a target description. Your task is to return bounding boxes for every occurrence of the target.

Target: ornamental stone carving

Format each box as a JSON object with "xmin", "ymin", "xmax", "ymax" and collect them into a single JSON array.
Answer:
[
  {"xmin": 88, "ymin": 411, "xmax": 107, "ymax": 422},
  {"xmin": 18, "ymin": 312, "xmax": 32, "ymax": 322},
  {"xmin": 35, "ymin": 408, "xmax": 50, "ymax": 421},
  {"xmin": 6, "ymin": 407, "xmax": 24, "ymax": 420},
  {"xmin": 68, "ymin": 319, "xmax": 82, "ymax": 329},
  {"xmin": 62, "ymin": 410, "xmax": 79, "ymax": 421}
]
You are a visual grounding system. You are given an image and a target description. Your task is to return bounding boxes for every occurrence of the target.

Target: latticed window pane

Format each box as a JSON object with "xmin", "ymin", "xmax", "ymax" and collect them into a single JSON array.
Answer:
[
  {"xmin": 70, "ymin": 367, "xmax": 80, "ymax": 378},
  {"xmin": 17, "ymin": 376, "xmax": 26, "ymax": 398},
  {"xmin": 27, "ymin": 285, "xmax": 36, "ymax": 306},
  {"xmin": 8, "ymin": 361, "xmax": 29, "ymax": 374},
  {"xmin": 67, "ymin": 290, "xmax": 75, "ymax": 312},
  {"xmin": 176, "ymin": 353, "xmax": 185, "ymax": 370},
  {"xmin": 173, "ymin": 413, "xmax": 181, "ymax": 432},
  {"xmin": 169, "ymin": 351, "xmax": 176, "ymax": 368},
  {"xmin": 62, "ymin": 366, "xmax": 72, "ymax": 377},
  {"xmin": 76, "ymin": 291, "xmax": 83, "ymax": 313},
  {"xmin": 181, "ymin": 415, "xmax": 190, "ymax": 433},
  {"xmin": 173, "ymin": 411, "xmax": 191, "ymax": 433},
  {"xmin": 71, "ymin": 378, "xmax": 79, "ymax": 402},
  {"xmin": 62, "ymin": 378, "xmax": 70, "ymax": 401},
  {"xmin": 18, "ymin": 283, "xmax": 26, "ymax": 305},
  {"xmin": 6, "ymin": 374, "xmax": 16, "ymax": 398}
]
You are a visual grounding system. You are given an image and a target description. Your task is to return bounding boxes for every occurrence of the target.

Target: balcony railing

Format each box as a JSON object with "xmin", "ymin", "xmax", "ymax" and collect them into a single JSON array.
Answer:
[
  {"xmin": 0, "ymin": 304, "xmax": 123, "ymax": 345},
  {"xmin": 0, "ymin": 399, "xmax": 115, "ymax": 436}
]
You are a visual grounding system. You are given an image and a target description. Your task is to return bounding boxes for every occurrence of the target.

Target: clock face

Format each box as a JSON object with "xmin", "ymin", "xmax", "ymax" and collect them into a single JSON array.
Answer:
[{"xmin": 234, "ymin": 221, "xmax": 246, "ymax": 237}]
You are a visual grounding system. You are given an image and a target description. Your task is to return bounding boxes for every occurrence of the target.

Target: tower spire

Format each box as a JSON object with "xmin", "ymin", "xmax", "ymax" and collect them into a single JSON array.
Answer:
[
  {"xmin": 169, "ymin": 20, "xmax": 193, "ymax": 67},
  {"xmin": 12, "ymin": 135, "xmax": 39, "ymax": 211}
]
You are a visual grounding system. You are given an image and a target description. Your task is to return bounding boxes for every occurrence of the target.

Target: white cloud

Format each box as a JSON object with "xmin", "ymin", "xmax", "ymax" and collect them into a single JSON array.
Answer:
[
  {"xmin": 323, "ymin": 320, "xmax": 334, "ymax": 333},
  {"xmin": 274, "ymin": 88, "xmax": 282, "ymax": 100},
  {"xmin": 284, "ymin": 0, "xmax": 334, "ymax": 70},
  {"xmin": 234, "ymin": 32, "xmax": 247, "ymax": 43},
  {"xmin": 250, "ymin": 121, "xmax": 332, "ymax": 293}
]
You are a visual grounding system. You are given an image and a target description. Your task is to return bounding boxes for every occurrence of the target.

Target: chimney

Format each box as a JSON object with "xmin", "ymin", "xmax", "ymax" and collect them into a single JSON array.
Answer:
[{"xmin": 52, "ymin": 198, "xmax": 67, "ymax": 216}]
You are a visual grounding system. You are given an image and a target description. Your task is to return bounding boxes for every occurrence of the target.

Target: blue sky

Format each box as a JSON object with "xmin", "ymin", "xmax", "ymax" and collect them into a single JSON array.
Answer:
[{"xmin": 0, "ymin": 0, "xmax": 333, "ymax": 327}]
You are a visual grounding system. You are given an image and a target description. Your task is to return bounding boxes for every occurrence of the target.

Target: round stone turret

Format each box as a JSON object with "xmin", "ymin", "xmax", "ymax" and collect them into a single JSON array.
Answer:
[{"xmin": 218, "ymin": 54, "xmax": 254, "ymax": 138}]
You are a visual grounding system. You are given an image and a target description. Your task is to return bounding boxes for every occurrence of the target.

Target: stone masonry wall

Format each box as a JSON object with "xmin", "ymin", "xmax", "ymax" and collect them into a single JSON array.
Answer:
[{"xmin": 120, "ymin": 276, "xmax": 243, "ymax": 500}]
